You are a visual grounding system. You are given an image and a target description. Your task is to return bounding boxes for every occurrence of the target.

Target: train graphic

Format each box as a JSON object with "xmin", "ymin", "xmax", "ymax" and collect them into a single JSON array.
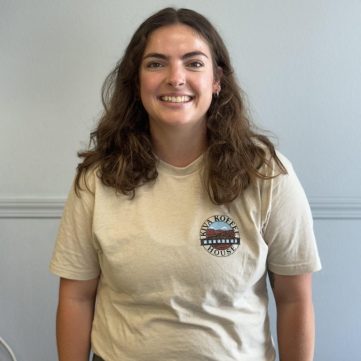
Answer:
[{"xmin": 201, "ymin": 226, "xmax": 240, "ymax": 251}]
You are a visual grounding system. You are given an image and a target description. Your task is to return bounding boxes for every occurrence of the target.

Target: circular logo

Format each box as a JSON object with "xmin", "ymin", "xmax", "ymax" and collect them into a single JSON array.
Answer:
[{"xmin": 200, "ymin": 215, "xmax": 240, "ymax": 257}]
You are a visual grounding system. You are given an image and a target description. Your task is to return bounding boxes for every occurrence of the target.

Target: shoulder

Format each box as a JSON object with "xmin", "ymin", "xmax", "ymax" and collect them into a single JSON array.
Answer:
[
  {"xmin": 74, "ymin": 165, "xmax": 101, "ymax": 197},
  {"xmin": 63, "ymin": 166, "xmax": 102, "ymax": 214},
  {"xmin": 259, "ymin": 149, "xmax": 312, "ymax": 223},
  {"xmin": 260, "ymin": 150, "xmax": 305, "ymax": 200},
  {"xmin": 252, "ymin": 138, "xmax": 292, "ymax": 179},
  {"xmin": 273, "ymin": 151, "xmax": 293, "ymax": 172}
]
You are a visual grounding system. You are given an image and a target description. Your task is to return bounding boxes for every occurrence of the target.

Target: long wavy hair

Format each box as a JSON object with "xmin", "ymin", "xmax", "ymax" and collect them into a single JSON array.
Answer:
[{"xmin": 75, "ymin": 7, "xmax": 286, "ymax": 204}]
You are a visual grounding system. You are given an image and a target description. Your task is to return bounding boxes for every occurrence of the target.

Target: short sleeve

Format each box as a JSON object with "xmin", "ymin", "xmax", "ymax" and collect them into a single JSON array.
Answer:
[
  {"xmin": 49, "ymin": 170, "xmax": 100, "ymax": 280},
  {"xmin": 263, "ymin": 155, "xmax": 321, "ymax": 275}
]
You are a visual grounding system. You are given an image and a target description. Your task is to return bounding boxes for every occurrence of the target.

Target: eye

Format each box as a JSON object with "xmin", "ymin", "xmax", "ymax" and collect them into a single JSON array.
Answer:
[
  {"xmin": 187, "ymin": 61, "xmax": 204, "ymax": 69},
  {"xmin": 145, "ymin": 61, "xmax": 164, "ymax": 69}
]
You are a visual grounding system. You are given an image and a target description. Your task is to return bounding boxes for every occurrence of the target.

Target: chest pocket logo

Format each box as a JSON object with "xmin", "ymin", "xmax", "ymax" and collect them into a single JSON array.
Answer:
[{"xmin": 200, "ymin": 215, "xmax": 240, "ymax": 257}]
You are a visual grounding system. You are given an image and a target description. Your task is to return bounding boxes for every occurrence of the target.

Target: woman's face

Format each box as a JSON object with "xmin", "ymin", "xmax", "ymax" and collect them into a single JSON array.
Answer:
[{"xmin": 139, "ymin": 24, "xmax": 219, "ymax": 131}]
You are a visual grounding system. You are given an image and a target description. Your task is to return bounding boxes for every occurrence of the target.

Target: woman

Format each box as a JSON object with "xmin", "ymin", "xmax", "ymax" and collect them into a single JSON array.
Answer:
[{"xmin": 50, "ymin": 7, "xmax": 321, "ymax": 361}]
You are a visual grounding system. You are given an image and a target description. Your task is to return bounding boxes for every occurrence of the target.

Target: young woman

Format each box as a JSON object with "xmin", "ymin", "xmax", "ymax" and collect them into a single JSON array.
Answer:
[{"xmin": 50, "ymin": 7, "xmax": 321, "ymax": 361}]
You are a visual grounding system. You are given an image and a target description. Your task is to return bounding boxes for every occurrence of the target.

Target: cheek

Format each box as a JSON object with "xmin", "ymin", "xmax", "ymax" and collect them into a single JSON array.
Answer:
[
  {"xmin": 197, "ymin": 77, "xmax": 216, "ymax": 104},
  {"xmin": 140, "ymin": 72, "xmax": 160, "ymax": 93},
  {"xmin": 197, "ymin": 74, "xmax": 216, "ymax": 93},
  {"xmin": 139, "ymin": 74, "xmax": 151, "ymax": 100},
  {"xmin": 139, "ymin": 78, "xmax": 155, "ymax": 112}
]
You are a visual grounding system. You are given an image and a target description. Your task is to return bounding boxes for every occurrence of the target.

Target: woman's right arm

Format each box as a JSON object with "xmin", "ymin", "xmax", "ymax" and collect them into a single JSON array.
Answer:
[{"xmin": 56, "ymin": 277, "xmax": 99, "ymax": 361}]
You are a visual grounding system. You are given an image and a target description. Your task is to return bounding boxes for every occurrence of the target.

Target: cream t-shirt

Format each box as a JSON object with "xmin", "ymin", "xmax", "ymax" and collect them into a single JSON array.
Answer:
[{"xmin": 50, "ymin": 153, "xmax": 321, "ymax": 361}]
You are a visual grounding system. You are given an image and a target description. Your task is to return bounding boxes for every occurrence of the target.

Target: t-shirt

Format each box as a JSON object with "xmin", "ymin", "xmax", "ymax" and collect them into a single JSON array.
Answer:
[{"xmin": 50, "ymin": 152, "xmax": 321, "ymax": 361}]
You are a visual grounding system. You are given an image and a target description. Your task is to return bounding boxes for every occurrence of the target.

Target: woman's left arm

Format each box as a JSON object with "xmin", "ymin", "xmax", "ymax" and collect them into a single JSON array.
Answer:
[{"xmin": 271, "ymin": 272, "xmax": 315, "ymax": 361}]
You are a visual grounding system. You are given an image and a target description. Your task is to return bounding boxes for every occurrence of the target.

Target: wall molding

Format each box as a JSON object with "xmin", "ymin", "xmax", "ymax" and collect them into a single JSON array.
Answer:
[
  {"xmin": 309, "ymin": 197, "xmax": 361, "ymax": 220},
  {"xmin": 0, "ymin": 196, "xmax": 360, "ymax": 220},
  {"xmin": 0, "ymin": 198, "xmax": 65, "ymax": 219}
]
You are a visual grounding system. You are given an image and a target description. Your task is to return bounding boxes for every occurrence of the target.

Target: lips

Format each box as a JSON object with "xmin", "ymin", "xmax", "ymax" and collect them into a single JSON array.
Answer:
[{"xmin": 159, "ymin": 95, "xmax": 193, "ymax": 103}]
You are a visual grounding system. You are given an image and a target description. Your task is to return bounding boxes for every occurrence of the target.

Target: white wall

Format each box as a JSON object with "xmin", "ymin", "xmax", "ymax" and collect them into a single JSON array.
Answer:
[{"xmin": 1, "ymin": 1, "xmax": 360, "ymax": 360}]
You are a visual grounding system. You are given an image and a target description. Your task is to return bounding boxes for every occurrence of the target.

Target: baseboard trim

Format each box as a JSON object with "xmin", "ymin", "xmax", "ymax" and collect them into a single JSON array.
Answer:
[{"xmin": 0, "ymin": 197, "xmax": 360, "ymax": 219}]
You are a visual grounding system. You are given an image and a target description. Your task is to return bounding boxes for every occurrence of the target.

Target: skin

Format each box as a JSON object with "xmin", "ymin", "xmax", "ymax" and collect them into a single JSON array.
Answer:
[
  {"xmin": 56, "ymin": 277, "xmax": 98, "ymax": 361},
  {"xmin": 139, "ymin": 24, "xmax": 220, "ymax": 167},
  {"xmin": 271, "ymin": 272, "xmax": 316, "ymax": 361}
]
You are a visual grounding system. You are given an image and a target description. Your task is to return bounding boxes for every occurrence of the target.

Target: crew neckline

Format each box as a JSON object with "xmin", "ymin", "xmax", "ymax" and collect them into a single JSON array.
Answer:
[{"xmin": 156, "ymin": 154, "xmax": 204, "ymax": 176}]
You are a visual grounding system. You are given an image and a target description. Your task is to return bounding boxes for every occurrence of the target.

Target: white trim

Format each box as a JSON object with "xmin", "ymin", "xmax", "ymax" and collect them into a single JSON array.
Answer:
[
  {"xmin": 309, "ymin": 197, "xmax": 361, "ymax": 220},
  {"xmin": 0, "ymin": 198, "xmax": 64, "ymax": 218},
  {"xmin": 0, "ymin": 197, "xmax": 360, "ymax": 219}
]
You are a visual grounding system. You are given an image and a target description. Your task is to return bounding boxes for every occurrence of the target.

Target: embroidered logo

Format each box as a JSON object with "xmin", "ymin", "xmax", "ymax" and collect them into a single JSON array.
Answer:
[{"xmin": 200, "ymin": 215, "xmax": 240, "ymax": 257}]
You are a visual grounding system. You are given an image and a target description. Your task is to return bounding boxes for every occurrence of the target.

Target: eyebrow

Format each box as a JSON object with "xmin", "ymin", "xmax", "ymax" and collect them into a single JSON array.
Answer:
[{"xmin": 143, "ymin": 51, "xmax": 209, "ymax": 61}]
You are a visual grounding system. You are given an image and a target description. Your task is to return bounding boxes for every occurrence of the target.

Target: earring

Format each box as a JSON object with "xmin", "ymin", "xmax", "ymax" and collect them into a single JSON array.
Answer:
[{"xmin": 214, "ymin": 84, "xmax": 221, "ymax": 97}]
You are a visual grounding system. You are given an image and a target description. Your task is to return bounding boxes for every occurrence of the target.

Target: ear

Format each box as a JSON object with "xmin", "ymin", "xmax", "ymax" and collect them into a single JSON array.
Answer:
[
  {"xmin": 215, "ymin": 66, "xmax": 223, "ymax": 80},
  {"xmin": 213, "ymin": 66, "xmax": 223, "ymax": 92}
]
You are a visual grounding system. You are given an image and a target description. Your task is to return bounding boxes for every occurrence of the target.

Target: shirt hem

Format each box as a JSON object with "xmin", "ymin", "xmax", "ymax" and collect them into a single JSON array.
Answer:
[
  {"xmin": 267, "ymin": 261, "xmax": 322, "ymax": 275},
  {"xmin": 49, "ymin": 262, "xmax": 99, "ymax": 280}
]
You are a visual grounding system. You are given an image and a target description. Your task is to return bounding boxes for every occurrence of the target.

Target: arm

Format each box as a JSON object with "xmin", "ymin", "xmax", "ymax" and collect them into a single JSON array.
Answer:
[
  {"xmin": 56, "ymin": 277, "xmax": 99, "ymax": 361},
  {"xmin": 270, "ymin": 272, "xmax": 315, "ymax": 361}
]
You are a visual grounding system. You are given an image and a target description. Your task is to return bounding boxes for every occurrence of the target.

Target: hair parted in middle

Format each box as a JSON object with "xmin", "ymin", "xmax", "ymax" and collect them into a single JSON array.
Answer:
[{"xmin": 76, "ymin": 7, "xmax": 286, "ymax": 204}]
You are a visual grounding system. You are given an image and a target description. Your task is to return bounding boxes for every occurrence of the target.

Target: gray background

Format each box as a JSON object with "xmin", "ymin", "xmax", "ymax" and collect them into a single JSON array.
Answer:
[{"xmin": 1, "ymin": 0, "xmax": 360, "ymax": 360}]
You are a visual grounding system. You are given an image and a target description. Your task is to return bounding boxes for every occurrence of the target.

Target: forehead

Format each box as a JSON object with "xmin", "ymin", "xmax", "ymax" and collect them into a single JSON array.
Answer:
[{"xmin": 144, "ymin": 24, "xmax": 212, "ymax": 56}]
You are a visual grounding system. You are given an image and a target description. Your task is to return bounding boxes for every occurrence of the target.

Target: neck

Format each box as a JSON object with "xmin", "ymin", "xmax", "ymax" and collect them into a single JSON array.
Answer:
[{"xmin": 150, "ymin": 123, "xmax": 207, "ymax": 167}]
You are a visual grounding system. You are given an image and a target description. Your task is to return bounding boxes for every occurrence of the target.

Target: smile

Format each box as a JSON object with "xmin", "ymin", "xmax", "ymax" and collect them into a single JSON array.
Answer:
[{"xmin": 159, "ymin": 95, "xmax": 193, "ymax": 103}]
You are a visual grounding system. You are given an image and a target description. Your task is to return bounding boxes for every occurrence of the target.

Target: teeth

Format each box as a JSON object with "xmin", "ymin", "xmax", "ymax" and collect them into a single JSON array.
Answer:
[{"xmin": 160, "ymin": 96, "xmax": 192, "ymax": 103}]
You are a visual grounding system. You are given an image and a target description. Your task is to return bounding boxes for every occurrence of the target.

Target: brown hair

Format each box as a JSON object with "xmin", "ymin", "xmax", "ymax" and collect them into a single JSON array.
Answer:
[{"xmin": 76, "ymin": 7, "xmax": 286, "ymax": 204}]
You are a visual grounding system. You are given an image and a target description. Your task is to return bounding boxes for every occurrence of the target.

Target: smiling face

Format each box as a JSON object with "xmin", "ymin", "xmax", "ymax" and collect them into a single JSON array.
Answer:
[{"xmin": 139, "ymin": 24, "xmax": 219, "ymax": 132}]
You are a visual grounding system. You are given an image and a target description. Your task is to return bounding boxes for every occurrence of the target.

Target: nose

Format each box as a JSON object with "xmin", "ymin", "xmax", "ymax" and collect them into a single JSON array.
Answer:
[{"xmin": 166, "ymin": 64, "xmax": 185, "ymax": 87}]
